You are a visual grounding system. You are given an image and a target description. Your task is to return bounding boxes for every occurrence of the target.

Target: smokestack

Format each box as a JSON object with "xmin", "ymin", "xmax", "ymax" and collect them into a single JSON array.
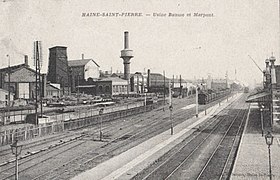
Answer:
[
  {"xmin": 82, "ymin": 54, "xmax": 84, "ymax": 60},
  {"xmin": 24, "ymin": 55, "xmax": 28, "ymax": 66},
  {"xmin": 124, "ymin": 31, "xmax": 129, "ymax": 49}
]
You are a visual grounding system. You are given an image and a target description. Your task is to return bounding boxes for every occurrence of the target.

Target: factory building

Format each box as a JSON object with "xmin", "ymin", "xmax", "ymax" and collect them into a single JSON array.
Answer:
[
  {"xmin": 172, "ymin": 77, "xmax": 189, "ymax": 98},
  {"xmin": 0, "ymin": 88, "xmax": 14, "ymax": 107},
  {"xmin": 45, "ymin": 83, "xmax": 61, "ymax": 98},
  {"xmin": 211, "ymin": 79, "xmax": 228, "ymax": 90},
  {"xmin": 147, "ymin": 70, "xmax": 169, "ymax": 94},
  {"xmin": 0, "ymin": 55, "xmax": 45, "ymax": 100},
  {"xmin": 130, "ymin": 72, "xmax": 147, "ymax": 94},
  {"xmin": 96, "ymin": 77, "xmax": 128, "ymax": 96},
  {"xmin": 68, "ymin": 55, "xmax": 100, "ymax": 92}
]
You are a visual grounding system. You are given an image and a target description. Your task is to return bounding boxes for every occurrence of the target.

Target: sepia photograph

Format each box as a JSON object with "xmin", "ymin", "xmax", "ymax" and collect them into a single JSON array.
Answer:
[{"xmin": 0, "ymin": 0, "xmax": 280, "ymax": 179}]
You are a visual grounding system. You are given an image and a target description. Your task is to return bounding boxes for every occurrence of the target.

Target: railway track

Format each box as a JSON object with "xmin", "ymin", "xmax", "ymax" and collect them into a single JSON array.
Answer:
[
  {"xmin": 31, "ymin": 99, "xmax": 200, "ymax": 180},
  {"xmin": 0, "ymin": 94, "xmax": 235, "ymax": 180},
  {"xmin": 195, "ymin": 107, "xmax": 247, "ymax": 180},
  {"xmin": 0, "ymin": 100, "xmax": 174, "ymax": 180},
  {"xmin": 133, "ymin": 94, "xmax": 247, "ymax": 180}
]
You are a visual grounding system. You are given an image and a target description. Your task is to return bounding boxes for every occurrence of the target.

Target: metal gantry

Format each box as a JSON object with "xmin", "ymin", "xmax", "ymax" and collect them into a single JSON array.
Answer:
[{"xmin": 34, "ymin": 41, "xmax": 43, "ymax": 124}]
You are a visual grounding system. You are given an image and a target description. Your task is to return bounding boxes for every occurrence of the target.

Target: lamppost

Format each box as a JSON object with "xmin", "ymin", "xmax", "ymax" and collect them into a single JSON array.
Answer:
[
  {"xmin": 10, "ymin": 140, "xmax": 23, "ymax": 180},
  {"xmin": 169, "ymin": 105, "xmax": 173, "ymax": 135},
  {"xmin": 265, "ymin": 131, "xmax": 274, "ymax": 180},
  {"xmin": 99, "ymin": 108, "xmax": 104, "ymax": 141},
  {"xmin": 144, "ymin": 91, "xmax": 147, "ymax": 112},
  {"xmin": 260, "ymin": 105, "xmax": 264, "ymax": 136}
]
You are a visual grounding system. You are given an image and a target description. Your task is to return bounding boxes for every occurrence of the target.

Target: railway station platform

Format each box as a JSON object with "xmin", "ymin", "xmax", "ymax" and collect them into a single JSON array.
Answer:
[
  {"xmin": 231, "ymin": 103, "xmax": 280, "ymax": 180},
  {"xmin": 71, "ymin": 94, "xmax": 241, "ymax": 180}
]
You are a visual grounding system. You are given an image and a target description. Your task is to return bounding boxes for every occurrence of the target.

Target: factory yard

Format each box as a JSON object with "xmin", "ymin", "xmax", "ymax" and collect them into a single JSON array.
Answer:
[{"xmin": 0, "ymin": 92, "xmax": 252, "ymax": 180}]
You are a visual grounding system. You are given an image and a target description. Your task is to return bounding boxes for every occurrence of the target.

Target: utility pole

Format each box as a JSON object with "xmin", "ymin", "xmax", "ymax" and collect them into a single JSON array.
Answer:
[
  {"xmin": 179, "ymin": 75, "xmax": 182, "ymax": 98},
  {"xmin": 6, "ymin": 54, "xmax": 10, "ymax": 124},
  {"xmin": 172, "ymin": 75, "xmax": 174, "ymax": 89},
  {"xmin": 163, "ymin": 70, "xmax": 166, "ymax": 105},
  {"xmin": 169, "ymin": 80, "xmax": 173, "ymax": 135}
]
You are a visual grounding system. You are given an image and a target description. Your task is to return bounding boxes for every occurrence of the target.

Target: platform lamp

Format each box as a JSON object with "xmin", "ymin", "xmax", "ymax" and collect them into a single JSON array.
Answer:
[
  {"xmin": 10, "ymin": 140, "xmax": 23, "ymax": 180},
  {"xmin": 265, "ymin": 131, "xmax": 274, "ymax": 180},
  {"xmin": 99, "ymin": 108, "xmax": 104, "ymax": 141},
  {"xmin": 260, "ymin": 105, "xmax": 264, "ymax": 136},
  {"xmin": 196, "ymin": 85, "xmax": 200, "ymax": 117},
  {"xmin": 169, "ymin": 105, "xmax": 173, "ymax": 135}
]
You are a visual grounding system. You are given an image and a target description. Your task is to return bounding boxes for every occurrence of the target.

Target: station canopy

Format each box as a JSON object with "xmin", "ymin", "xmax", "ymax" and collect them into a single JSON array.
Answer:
[{"xmin": 246, "ymin": 91, "xmax": 271, "ymax": 103}]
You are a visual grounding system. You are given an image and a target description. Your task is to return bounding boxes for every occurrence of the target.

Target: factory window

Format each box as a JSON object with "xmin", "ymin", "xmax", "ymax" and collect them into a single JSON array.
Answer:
[
  {"xmin": 99, "ymin": 86, "xmax": 103, "ymax": 93},
  {"xmin": 113, "ymin": 86, "xmax": 117, "ymax": 92},
  {"xmin": 105, "ymin": 86, "xmax": 110, "ymax": 93}
]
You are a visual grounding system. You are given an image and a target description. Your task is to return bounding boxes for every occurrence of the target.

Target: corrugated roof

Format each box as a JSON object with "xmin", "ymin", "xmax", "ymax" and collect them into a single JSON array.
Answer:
[
  {"xmin": 68, "ymin": 59, "xmax": 100, "ymax": 67},
  {"xmin": 246, "ymin": 91, "xmax": 270, "ymax": 103}
]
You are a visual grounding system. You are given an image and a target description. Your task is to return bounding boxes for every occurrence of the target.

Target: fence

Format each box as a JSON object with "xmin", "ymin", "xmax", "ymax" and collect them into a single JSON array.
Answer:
[
  {"xmin": 0, "ymin": 100, "xmax": 164, "ymax": 146},
  {"xmin": 0, "ymin": 109, "xmax": 36, "ymax": 125}
]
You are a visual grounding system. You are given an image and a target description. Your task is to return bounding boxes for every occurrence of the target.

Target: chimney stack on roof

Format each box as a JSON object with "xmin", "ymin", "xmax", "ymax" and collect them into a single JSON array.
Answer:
[
  {"xmin": 82, "ymin": 54, "xmax": 84, "ymax": 60},
  {"xmin": 24, "ymin": 55, "xmax": 28, "ymax": 66}
]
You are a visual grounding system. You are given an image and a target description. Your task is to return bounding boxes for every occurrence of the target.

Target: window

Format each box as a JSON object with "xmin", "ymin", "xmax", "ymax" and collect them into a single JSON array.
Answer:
[
  {"xmin": 99, "ymin": 86, "xmax": 103, "ymax": 93},
  {"xmin": 105, "ymin": 86, "xmax": 110, "ymax": 93}
]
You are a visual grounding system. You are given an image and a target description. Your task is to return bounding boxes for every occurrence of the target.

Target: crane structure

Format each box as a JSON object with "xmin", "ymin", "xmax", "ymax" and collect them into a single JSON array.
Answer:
[{"xmin": 248, "ymin": 55, "xmax": 263, "ymax": 73}]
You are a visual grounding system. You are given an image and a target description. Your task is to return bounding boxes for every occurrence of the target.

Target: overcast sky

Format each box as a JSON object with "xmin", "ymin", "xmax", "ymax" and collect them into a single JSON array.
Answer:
[{"xmin": 0, "ymin": 0, "xmax": 279, "ymax": 87}]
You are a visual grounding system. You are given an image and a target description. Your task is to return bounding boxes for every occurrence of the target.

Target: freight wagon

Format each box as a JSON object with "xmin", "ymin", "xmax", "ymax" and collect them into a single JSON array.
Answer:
[{"xmin": 198, "ymin": 89, "xmax": 230, "ymax": 105}]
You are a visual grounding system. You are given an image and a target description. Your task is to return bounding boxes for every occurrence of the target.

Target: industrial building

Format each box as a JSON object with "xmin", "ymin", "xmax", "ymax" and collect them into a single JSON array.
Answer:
[
  {"xmin": 68, "ymin": 55, "xmax": 100, "ymax": 92},
  {"xmin": 0, "ymin": 55, "xmax": 45, "ymax": 100},
  {"xmin": 96, "ymin": 77, "xmax": 128, "ymax": 96},
  {"xmin": 0, "ymin": 88, "xmax": 14, "ymax": 107}
]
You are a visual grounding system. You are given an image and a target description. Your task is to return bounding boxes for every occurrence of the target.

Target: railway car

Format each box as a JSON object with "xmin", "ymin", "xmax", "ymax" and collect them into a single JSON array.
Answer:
[
  {"xmin": 198, "ymin": 93, "xmax": 208, "ymax": 105},
  {"xmin": 198, "ymin": 89, "xmax": 231, "ymax": 105}
]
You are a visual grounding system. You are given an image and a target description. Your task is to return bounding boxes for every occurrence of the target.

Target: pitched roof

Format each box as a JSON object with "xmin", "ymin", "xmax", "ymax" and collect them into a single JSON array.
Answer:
[
  {"xmin": 0, "ymin": 63, "xmax": 40, "ymax": 76},
  {"xmin": 68, "ymin": 59, "xmax": 100, "ymax": 67},
  {"xmin": 0, "ymin": 63, "xmax": 26, "ymax": 72},
  {"xmin": 99, "ymin": 77, "xmax": 127, "ymax": 83}
]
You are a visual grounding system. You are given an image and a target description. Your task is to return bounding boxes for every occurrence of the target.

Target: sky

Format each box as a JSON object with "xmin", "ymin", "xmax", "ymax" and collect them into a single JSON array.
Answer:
[{"xmin": 0, "ymin": 0, "xmax": 279, "ymax": 87}]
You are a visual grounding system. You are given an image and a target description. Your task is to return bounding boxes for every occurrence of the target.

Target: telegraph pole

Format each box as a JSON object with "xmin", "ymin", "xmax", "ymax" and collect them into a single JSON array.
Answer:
[
  {"xmin": 163, "ymin": 70, "xmax": 166, "ymax": 105},
  {"xmin": 169, "ymin": 80, "xmax": 173, "ymax": 135},
  {"xmin": 6, "ymin": 54, "xmax": 11, "ymax": 124},
  {"xmin": 179, "ymin": 74, "xmax": 182, "ymax": 98}
]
